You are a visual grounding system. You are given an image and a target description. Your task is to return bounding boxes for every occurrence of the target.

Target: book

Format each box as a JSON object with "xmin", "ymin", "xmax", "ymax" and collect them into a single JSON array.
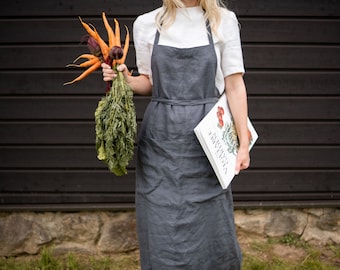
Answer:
[{"xmin": 194, "ymin": 93, "xmax": 258, "ymax": 189}]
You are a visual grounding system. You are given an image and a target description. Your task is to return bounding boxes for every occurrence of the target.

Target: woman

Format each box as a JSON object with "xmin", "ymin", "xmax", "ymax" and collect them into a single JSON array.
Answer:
[{"xmin": 102, "ymin": 0, "xmax": 250, "ymax": 268}]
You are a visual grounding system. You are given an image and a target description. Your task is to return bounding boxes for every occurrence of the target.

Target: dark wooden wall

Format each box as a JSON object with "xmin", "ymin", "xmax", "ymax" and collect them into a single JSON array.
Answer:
[{"xmin": 0, "ymin": 0, "xmax": 339, "ymax": 210}]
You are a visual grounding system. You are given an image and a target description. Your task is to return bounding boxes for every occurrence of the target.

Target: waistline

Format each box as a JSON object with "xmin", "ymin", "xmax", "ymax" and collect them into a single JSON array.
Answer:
[{"xmin": 151, "ymin": 96, "xmax": 219, "ymax": 106}]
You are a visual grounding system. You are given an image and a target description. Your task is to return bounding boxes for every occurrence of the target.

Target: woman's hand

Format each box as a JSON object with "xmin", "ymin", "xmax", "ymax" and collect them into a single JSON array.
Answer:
[
  {"xmin": 101, "ymin": 62, "xmax": 152, "ymax": 95},
  {"xmin": 101, "ymin": 62, "xmax": 115, "ymax": 81},
  {"xmin": 235, "ymin": 146, "xmax": 250, "ymax": 175},
  {"xmin": 101, "ymin": 63, "xmax": 130, "ymax": 82}
]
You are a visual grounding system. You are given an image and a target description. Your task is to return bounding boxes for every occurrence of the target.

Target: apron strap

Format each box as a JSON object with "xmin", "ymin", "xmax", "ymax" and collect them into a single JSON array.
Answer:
[{"xmin": 151, "ymin": 96, "xmax": 219, "ymax": 106}]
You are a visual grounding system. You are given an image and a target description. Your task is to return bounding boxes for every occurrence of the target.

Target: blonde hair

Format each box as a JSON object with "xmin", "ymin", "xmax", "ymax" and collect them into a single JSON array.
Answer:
[{"xmin": 156, "ymin": 0, "xmax": 227, "ymax": 34}]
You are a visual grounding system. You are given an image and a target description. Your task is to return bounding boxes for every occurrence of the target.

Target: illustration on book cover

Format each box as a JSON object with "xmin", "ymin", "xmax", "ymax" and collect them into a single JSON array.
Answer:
[{"xmin": 217, "ymin": 105, "xmax": 254, "ymax": 156}]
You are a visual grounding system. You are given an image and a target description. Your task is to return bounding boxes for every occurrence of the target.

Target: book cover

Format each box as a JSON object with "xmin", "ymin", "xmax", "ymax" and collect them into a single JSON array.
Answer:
[{"xmin": 194, "ymin": 93, "xmax": 258, "ymax": 189}]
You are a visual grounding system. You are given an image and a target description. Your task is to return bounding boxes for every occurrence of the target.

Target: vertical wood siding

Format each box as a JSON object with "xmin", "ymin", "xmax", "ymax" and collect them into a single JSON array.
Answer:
[{"xmin": 0, "ymin": 0, "xmax": 339, "ymax": 210}]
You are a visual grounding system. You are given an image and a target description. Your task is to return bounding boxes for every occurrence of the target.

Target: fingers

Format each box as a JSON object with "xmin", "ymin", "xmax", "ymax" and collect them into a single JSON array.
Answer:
[
  {"xmin": 101, "ymin": 63, "xmax": 129, "ymax": 82},
  {"xmin": 240, "ymin": 159, "xmax": 250, "ymax": 170},
  {"xmin": 117, "ymin": 64, "xmax": 130, "ymax": 79},
  {"xmin": 235, "ymin": 161, "xmax": 249, "ymax": 175},
  {"xmin": 101, "ymin": 62, "xmax": 110, "ymax": 69},
  {"xmin": 101, "ymin": 63, "xmax": 115, "ymax": 81},
  {"xmin": 234, "ymin": 159, "xmax": 240, "ymax": 175},
  {"xmin": 235, "ymin": 151, "xmax": 250, "ymax": 175},
  {"xmin": 116, "ymin": 64, "xmax": 126, "ymax": 72}
]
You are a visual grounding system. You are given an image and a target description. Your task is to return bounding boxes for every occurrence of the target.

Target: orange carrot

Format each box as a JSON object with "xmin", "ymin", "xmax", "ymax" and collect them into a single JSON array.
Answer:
[
  {"xmin": 79, "ymin": 17, "xmax": 97, "ymax": 40},
  {"xmin": 118, "ymin": 25, "xmax": 130, "ymax": 65},
  {"xmin": 102, "ymin": 12, "xmax": 115, "ymax": 48},
  {"xmin": 64, "ymin": 61, "xmax": 101, "ymax": 85},
  {"xmin": 79, "ymin": 16, "xmax": 109, "ymax": 60},
  {"xmin": 73, "ymin": 54, "xmax": 98, "ymax": 63},
  {"xmin": 114, "ymin": 18, "xmax": 121, "ymax": 47},
  {"xmin": 93, "ymin": 27, "xmax": 109, "ymax": 60},
  {"xmin": 67, "ymin": 57, "xmax": 100, "ymax": 68}
]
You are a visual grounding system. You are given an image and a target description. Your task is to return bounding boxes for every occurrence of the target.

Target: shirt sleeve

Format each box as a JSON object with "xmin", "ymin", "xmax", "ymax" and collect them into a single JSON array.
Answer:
[
  {"xmin": 219, "ymin": 10, "xmax": 245, "ymax": 77},
  {"xmin": 133, "ymin": 13, "xmax": 157, "ymax": 80}
]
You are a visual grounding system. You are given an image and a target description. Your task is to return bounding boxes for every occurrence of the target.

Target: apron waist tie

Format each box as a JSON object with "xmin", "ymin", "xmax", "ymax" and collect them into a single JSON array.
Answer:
[{"xmin": 151, "ymin": 96, "xmax": 219, "ymax": 106}]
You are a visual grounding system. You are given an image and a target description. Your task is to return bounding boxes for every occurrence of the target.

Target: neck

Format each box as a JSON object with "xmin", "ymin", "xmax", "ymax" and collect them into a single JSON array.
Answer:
[{"xmin": 181, "ymin": 0, "xmax": 199, "ymax": 7}]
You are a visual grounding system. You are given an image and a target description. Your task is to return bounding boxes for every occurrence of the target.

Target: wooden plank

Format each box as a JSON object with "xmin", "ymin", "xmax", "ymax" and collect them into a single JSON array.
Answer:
[
  {"xmin": 229, "ymin": 0, "xmax": 340, "ymax": 17},
  {"xmin": 0, "ymin": 45, "xmax": 136, "ymax": 70},
  {"xmin": 0, "ymin": 97, "xmax": 99, "ymax": 120},
  {"xmin": 242, "ymin": 45, "xmax": 340, "ymax": 70},
  {"xmin": 250, "ymin": 146, "xmax": 340, "ymax": 169},
  {"xmin": 1, "ymin": 71, "xmax": 339, "ymax": 96},
  {"xmin": 249, "ymin": 97, "xmax": 340, "ymax": 120},
  {"xmin": 0, "ymin": 193, "xmax": 136, "ymax": 204},
  {"xmin": 1, "ymin": 192, "xmax": 338, "ymax": 205},
  {"xmin": 0, "ymin": 170, "xmax": 135, "ymax": 192},
  {"xmin": 1, "ymin": 170, "xmax": 339, "ymax": 193},
  {"xmin": 240, "ymin": 19, "xmax": 340, "ymax": 44},
  {"xmin": 233, "ymin": 193, "xmax": 340, "ymax": 202},
  {"xmin": 0, "ymin": 0, "xmax": 160, "ymax": 17},
  {"xmin": 2, "ymin": 18, "xmax": 339, "ymax": 44},
  {"xmin": 232, "ymin": 170, "xmax": 340, "ymax": 192},
  {"xmin": 254, "ymin": 122, "xmax": 340, "ymax": 145},
  {"xmin": 0, "ymin": 96, "xmax": 149, "ymax": 120},
  {"xmin": 0, "ymin": 203, "xmax": 137, "ymax": 212},
  {"xmin": 0, "ymin": 146, "xmax": 135, "ymax": 169},
  {"xmin": 0, "ymin": 122, "xmax": 96, "ymax": 145},
  {"xmin": 1, "ymin": 0, "xmax": 339, "ymax": 17},
  {"xmin": 1, "ymin": 199, "xmax": 339, "ymax": 210},
  {"xmin": 1, "ymin": 45, "xmax": 340, "ymax": 70},
  {"xmin": 244, "ymin": 71, "xmax": 340, "ymax": 96},
  {"xmin": 1, "ymin": 183, "xmax": 338, "ymax": 207},
  {"xmin": 1, "ymin": 146, "xmax": 339, "ymax": 169},
  {"xmin": 1, "ymin": 122, "xmax": 340, "ymax": 145},
  {"xmin": 0, "ymin": 18, "xmax": 135, "ymax": 44},
  {"xmin": 234, "ymin": 200, "xmax": 340, "ymax": 208},
  {"xmin": 1, "ymin": 170, "xmax": 338, "ymax": 205},
  {"xmin": 1, "ymin": 97, "xmax": 339, "ymax": 120},
  {"xmin": 0, "ymin": 121, "xmax": 144, "ymax": 145},
  {"xmin": 0, "ymin": 71, "xmax": 108, "ymax": 95}
]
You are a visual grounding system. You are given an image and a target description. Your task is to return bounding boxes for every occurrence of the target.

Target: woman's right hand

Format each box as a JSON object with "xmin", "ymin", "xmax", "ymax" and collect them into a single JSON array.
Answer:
[
  {"xmin": 101, "ymin": 62, "xmax": 116, "ymax": 81},
  {"xmin": 101, "ymin": 63, "xmax": 130, "ymax": 82},
  {"xmin": 101, "ymin": 62, "xmax": 152, "ymax": 95}
]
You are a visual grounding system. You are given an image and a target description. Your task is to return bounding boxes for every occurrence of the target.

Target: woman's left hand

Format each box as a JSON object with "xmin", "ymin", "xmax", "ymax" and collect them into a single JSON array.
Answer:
[{"xmin": 235, "ymin": 147, "xmax": 250, "ymax": 175}]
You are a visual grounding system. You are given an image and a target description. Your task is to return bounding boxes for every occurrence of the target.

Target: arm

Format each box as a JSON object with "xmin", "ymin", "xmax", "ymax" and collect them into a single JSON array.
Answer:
[
  {"xmin": 225, "ymin": 73, "xmax": 250, "ymax": 174},
  {"xmin": 102, "ymin": 63, "xmax": 152, "ymax": 96}
]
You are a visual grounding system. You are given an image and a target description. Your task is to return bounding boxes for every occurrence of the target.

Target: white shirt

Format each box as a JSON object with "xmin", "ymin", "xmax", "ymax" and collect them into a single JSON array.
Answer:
[{"xmin": 133, "ymin": 6, "xmax": 245, "ymax": 94}]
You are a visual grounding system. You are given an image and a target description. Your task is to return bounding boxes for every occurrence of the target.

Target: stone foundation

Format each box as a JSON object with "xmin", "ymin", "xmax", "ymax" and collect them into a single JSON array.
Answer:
[
  {"xmin": 0, "ymin": 208, "xmax": 339, "ymax": 257},
  {"xmin": 235, "ymin": 208, "xmax": 340, "ymax": 245}
]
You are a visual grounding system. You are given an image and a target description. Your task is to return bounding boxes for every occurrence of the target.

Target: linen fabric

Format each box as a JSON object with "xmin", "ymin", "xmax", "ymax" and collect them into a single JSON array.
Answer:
[
  {"xmin": 135, "ymin": 7, "xmax": 243, "ymax": 270},
  {"xmin": 133, "ymin": 6, "xmax": 245, "ymax": 94}
]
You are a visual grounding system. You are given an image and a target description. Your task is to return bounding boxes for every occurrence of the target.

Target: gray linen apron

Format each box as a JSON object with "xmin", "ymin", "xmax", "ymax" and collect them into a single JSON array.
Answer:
[{"xmin": 135, "ymin": 24, "xmax": 242, "ymax": 270}]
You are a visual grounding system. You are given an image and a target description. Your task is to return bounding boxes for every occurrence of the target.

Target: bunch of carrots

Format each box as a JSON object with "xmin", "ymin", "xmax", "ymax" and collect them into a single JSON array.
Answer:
[
  {"xmin": 65, "ymin": 12, "xmax": 137, "ymax": 176},
  {"xmin": 64, "ymin": 12, "xmax": 129, "ymax": 85}
]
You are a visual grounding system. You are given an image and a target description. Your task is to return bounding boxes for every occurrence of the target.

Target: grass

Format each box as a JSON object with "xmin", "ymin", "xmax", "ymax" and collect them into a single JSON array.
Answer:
[
  {"xmin": 242, "ymin": 234, "xmax": 340, "ymax": 270},
  {"xmin": 0, "ymin": 235, "xmax": 339, "ymax": 270},
  {"xmin": 0, "ymin": 248, "xmax": 140, "ymax": 270}
]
